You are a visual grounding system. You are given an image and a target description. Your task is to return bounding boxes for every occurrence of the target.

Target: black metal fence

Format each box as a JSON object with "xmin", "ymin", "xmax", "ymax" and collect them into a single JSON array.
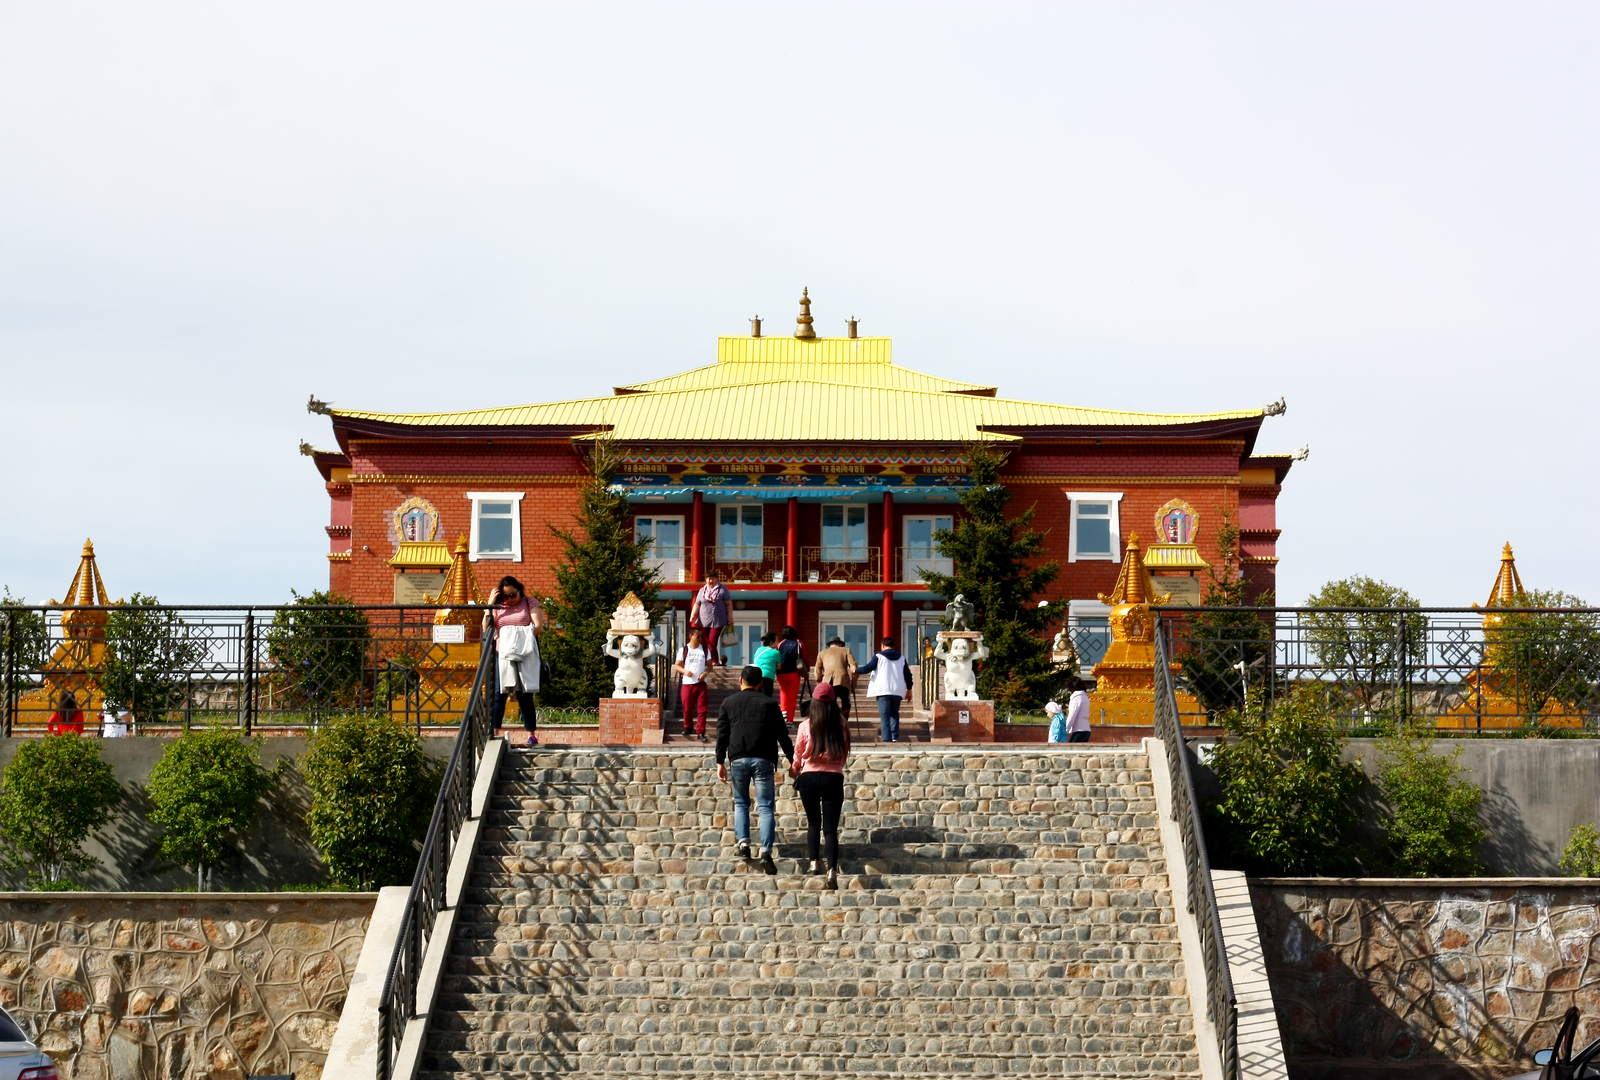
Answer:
[
  {"xmin": 1155, "ymin": 606, "xmax": 1600, "ymax": 733},
  {"xmin": 0, "ymin": 604, "xmax": 496, "ymax": 735}
]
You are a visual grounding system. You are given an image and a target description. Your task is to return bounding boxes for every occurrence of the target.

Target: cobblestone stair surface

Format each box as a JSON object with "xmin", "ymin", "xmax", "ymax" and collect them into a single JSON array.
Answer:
[{"xmin": 419, "ymin": 747, "xmax": 1198, "ymax": 1079}]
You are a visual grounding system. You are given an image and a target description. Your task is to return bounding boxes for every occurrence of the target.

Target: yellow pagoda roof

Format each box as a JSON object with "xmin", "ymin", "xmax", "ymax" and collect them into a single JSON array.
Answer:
[
  {"xmin": 329, "ymin": 294, "xmax": 1267, "ymax": 445},
  {"xmin": 332, "ymin": 377, "xmax": 1263, "ymax": 444}
]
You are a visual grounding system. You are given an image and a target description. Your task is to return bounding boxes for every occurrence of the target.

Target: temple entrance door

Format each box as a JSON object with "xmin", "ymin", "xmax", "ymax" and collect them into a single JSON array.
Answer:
[
  {"xmin": 723, "ymin": 613, "xmax": 767, "ymax": 669},
  {"xmin": 818, "ymin": 612, "xmax": 875, "ymax": 669}
]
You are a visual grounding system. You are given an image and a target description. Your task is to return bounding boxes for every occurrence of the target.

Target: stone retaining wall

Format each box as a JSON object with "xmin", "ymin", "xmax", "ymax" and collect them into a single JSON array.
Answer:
[
  {"xmin": 1251, "ymin": 879, "xmax": 1600, "ymax": 1079},
  {"xmin": 0, "ymin": 892, "xmax": 376, "ymax": 1080}
]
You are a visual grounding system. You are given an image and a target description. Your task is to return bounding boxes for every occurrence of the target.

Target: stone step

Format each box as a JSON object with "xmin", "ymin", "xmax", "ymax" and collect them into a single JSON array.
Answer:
[
  {"xmin": 458, "ymin": 875, "xmax": 1164, "ymax": 908},
  {"xmin": 467, "ymin": 854, "xmax": 1160, "ymax": 884},
  {"xmin": 418, "ymin": 1048, "xmax": 1200, "ymax": 1079},
  {"xmin": 427, "ymin": 1030, "xmax": 1193, "ymax": 1057}
]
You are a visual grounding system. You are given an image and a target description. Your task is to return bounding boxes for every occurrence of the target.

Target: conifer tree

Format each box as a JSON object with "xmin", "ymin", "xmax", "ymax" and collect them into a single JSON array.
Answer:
[
  {"xmin": 539, "ymin": 439, "xmax": 666, "ymax": 706},
  {"xmin": 1179, "ymin": 513, "xmax": 1274, "ymax": 716},
  {"xmin": 919, "ymin": 443, "xmax": 1059, "ymax": 708}
]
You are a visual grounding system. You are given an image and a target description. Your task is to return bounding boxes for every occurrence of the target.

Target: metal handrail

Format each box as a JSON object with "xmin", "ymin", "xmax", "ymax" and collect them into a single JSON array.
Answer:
[
  {"xmin": 1152, "ymin": 616, "xmax": 1238, "ymax": 1080},
  {"xmin": 375, "ymin": 633, "xmax": 496, "ymax": 1080}
]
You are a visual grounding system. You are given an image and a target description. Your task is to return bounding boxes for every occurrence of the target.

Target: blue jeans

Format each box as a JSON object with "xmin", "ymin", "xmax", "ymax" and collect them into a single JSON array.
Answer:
[
  {"xmin": 876, "ymin": 696, "xmax": 901, "ymax": 742},
  {"xmin": 728, "ymin": 757, "xmax": 776, "ymax": 853}
]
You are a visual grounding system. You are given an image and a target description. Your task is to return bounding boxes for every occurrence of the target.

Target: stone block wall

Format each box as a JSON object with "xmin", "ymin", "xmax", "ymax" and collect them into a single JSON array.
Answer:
[
  {"xmin": 1251, "ymin": 879, "xmax": 1600, "ymax": 1079},
  {"xmin": 0, "ymin": 893, "xmax": 376, "ymax": 1080}
]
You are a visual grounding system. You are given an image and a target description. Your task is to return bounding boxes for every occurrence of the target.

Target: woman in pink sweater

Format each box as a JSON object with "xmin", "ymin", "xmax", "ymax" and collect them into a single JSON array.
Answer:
[{"xmin": 791, "ymin": 683, "xmax": 851, "ymax": 888}]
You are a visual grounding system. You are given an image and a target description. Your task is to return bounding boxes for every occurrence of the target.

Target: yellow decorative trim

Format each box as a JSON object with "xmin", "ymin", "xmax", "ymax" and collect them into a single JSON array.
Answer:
[
  {"xmin": 327, "ymin": 552, "xmax": 352, "ymax": 562},
  {"xmin": 348, "ymin": 474, "xmax": 580, "ymax": 485},
  {"xmin": 1003, "ymin": 475, "xmax": 1241, "ymax": 485},
  {"xmin": 1240, "ymin": 555, "xmax": 1279, "ymax": 565}
]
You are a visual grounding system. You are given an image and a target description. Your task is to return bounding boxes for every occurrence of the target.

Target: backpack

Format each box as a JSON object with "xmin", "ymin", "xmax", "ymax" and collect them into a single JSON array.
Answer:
[{"xmin": 777, "ymin": 638, "xmax": 801, "ymax": 674}]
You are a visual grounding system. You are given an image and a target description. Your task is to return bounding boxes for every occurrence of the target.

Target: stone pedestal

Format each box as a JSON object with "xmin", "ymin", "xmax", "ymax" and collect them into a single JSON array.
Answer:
[
  {"xmin": 598, "ymin": 697, "xmax": 664, "ymax": 745},
  {"xmin": 932, "ymin": 699, "xmax": 994, "ymax": 743}
]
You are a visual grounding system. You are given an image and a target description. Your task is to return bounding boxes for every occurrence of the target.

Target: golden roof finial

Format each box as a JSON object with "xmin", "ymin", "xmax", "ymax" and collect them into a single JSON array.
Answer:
[
  {"xmin": 794, "ymin": 287, "xmax": 817, "ymax": 340},
  {"xmin": 1485, "ymin": 542, "xmax": 1524, "ymax": 607},
  {"xmin": 1096, "ymin": 532, "xmax": 1171, "ymax": 607},
  {"xmin": 61, "ymin": 538, "xmax": 112, "ymax": 608}
]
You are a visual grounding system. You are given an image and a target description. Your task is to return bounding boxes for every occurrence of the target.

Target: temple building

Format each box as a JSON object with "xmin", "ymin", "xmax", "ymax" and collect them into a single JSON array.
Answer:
[{"xmin": 308, "ymin": 292, "xmax": 1295, "ymax": 673}]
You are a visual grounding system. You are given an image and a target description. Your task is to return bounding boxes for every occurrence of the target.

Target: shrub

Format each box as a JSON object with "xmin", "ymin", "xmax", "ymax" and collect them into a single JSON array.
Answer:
[
  {"xmin": 146, "ymin": 729, "xmax": 273, "ymax": 891},
  {"xmin": 303, "ymin": 715, "xmax": 440, "ymax": 889},
  {"xmin": 1180, "ymin": 513, "xmax": 1273, "ymax": 716},
  {"xmin": 266, "ymin": 590, "xmax": 371, "ymax": 711},
  {"xmin": 1206, "ymin": 686, "xmax": 1365, "ymax": 876},
  {"xmin": 1374, "ymin": 728, "xmax": 1485, "ymax": 876},
  {"xmin": 1559, "ymin": 824, "xmax": 1600, "ymax": 877},
  {"xmin": 0, "ymin": 736, "xmax": 121, "ymax": 886},
  {"xmin": 0, "ymin": 588, "xmax": 50, "ymax": 671}
]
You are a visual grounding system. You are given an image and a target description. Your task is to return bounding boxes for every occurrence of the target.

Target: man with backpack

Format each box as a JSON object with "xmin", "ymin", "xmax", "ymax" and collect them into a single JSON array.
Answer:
[
  {"xmin": 775, "ymin": 625, "xmax": 805, "ymax": 724},
  {"xmin": 856, "ymin": 636, "xmax": 914, "ymax": 743}
]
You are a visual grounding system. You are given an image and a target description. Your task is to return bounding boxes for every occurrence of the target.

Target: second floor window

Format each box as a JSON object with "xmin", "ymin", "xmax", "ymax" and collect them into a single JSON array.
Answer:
[
  {"xmin": 821, "ymin": 504, "xmax": 868, "ymax": 561},
  {"xmin": 1065, "ymin": 492, "xmax": 1124, "ymax": 562},
  {"xmin": 717, "ymin": 504, "xmax": 763, "ymax": 560}
]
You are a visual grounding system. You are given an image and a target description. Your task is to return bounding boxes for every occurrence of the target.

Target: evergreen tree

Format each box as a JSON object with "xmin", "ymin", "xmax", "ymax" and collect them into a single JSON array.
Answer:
[
  {"xmin": 920, "ymin": 443, "xmax": 1059, "ymax": 708},
  {"xmin": 540, "ymin": 439, "xmax": 666, "ymax": 706}
]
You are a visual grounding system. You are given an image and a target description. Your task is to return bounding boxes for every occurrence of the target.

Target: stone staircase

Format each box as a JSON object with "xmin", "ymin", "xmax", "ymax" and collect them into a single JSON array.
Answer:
[{"xmin": 419, "ymin": 747, "xmax": 1198, "ymax": 1079}]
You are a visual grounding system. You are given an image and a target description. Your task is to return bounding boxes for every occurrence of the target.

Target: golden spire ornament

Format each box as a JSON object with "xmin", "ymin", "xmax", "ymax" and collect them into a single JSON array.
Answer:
[{"xmin": 794, "ymin": 287, "xmax": 817, "ymax": 340}]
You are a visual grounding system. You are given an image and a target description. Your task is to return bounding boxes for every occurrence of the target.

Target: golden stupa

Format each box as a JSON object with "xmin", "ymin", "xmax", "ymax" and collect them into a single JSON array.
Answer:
[
  {"xmin": 1089, "ymin": 533, "xmax": 1200, "ymax": 726},
  {"xmin": 411, "ymin": 535, "xmax": 491, "ymax": 719},
  {"xmin": 1441, "ymin": 543, "xmax": 1581, "ymax": 730},
  {"xmin": 18, "ymin": 539, "xmax": 122, "ymax": 726}
]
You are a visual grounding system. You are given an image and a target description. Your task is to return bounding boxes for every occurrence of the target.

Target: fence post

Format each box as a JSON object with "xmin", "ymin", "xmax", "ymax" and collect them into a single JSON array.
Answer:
[
  {"xmin": 3, "ymin": 612, "xmax": 13, "ymax": 738},
  {"xmin": 242, "ymin": 610, "xmax": 255, "ymax": 735}
]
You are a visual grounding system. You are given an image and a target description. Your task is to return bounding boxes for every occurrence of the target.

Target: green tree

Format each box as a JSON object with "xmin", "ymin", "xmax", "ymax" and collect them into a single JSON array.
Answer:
[
  {"xmin": 920, "ymin": 443, "xmax": 1060, "ymax": 708},
  {"xmin": 540, "ymin": 439, "xmax": 666, "ymax": 707},
  {"xmin": 146, "ymin": 729, "xmax": 273, "ymax": 890},
  {"xmin": 101, "ymin": 593, "xmax": 209, "ymax": 722},
  {"xmin": 1559, "ymin": 824, "xmax": 1600, "ymax": 877},
  {"xmin": 1303, "ymin": 576, "xmax": 1427, "ymax": 721},
  {"xmin": 267, "ymin": 590, "xmax": 371, "ymax": 712},
  {"xmin": 1179, "ymin": 513, "xmax": 1273, "ymax": 717},
  {"xmin": 303, "ymin": 715, "xmax": 440, "ymax": 889},
  {"xmin": 1373, "ymin": 728, "xmax": 1484, "ymax": 876},
  {"xmin": 0, "ymin": 587, "xmax": 50, "ymax": 672},
  {"xmin": 1486, "ymin": 590, "xmax": 1600, "ymax": 721},
  {"xmin": 1206, "ymin": 686, "xmax": 1365, "ymax": 875},
  {"xmin": 0, "ymin": 736, "xmax": 121, "ymax": 887}
]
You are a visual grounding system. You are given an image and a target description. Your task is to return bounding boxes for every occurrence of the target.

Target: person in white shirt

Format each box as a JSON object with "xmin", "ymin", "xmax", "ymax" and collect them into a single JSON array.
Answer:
[
  {"xmin": 675, "ymin": 627, "xmax": 711, "ymax": 740},
  {"xmin": 1064, "ymin": 675, "xmax": 1092, "ymax": 743}
]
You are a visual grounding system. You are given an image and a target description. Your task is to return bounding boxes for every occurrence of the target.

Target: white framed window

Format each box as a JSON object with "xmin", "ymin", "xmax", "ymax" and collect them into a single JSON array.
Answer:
[
  {"xmin": 1064, "ymin": 491, "xmax": 1124, "ymax": 563},
  {"xmin": 821, "ymin": 504, "xmax": 869, "ymax": 562},
  {"xmin": 467, "ymin": 492, "xmax": 524, "ymax": 561},
  {"xmin": 716, "ymin": 503, "xmax": 764, "ymax": 561},
  {"xmin": 1067, "ymin": 599, "xmax": 1113, "ymax": 673},
  {"xmin": 902, "ymin": 515, "xmax": 953, "ymax": 581},
  {"xmin": 635, "ymin": 515, "xmax": 686, "ymax": 582},
  {"xmin": 818, "ymin": 611, "xmax": 876, "ymax": 669}
]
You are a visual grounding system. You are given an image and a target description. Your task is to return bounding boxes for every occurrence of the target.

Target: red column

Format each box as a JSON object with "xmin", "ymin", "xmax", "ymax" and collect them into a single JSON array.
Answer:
[
  {"xmin": 787, "ymin": 589, "xmax": 798, "ymax": 632},
  {"xmin": 690, "ymin": 491, "xmax": 704, "ymax": 581},
  {"xmin": 881, "ymin": 491, "xmax": 895, "ymax": 644},
  {"xmin": 786, "ymin": 497, "xmax": 799, "ymax": 584}
]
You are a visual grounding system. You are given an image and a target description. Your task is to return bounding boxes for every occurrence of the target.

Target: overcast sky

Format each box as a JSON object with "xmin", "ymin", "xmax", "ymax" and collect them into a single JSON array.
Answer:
[{"xmin": 2, "ymin": 2, "xmax": 1595, "ymax": 608}]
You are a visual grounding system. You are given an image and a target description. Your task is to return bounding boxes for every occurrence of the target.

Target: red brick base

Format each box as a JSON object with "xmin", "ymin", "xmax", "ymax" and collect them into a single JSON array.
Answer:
[
  {"xmin": 932, "ymin": 700, "xmax": 995, "ymax": 743},
  {"xmin": 597, "ymin": 697, "xmax": 665, "ymax": 745}
]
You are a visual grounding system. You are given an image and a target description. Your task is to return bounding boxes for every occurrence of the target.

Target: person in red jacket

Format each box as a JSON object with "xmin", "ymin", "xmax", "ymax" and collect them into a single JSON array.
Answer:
[{"xmin": 47, "ymin": 692, "xmax": 85, "ymax": 736}]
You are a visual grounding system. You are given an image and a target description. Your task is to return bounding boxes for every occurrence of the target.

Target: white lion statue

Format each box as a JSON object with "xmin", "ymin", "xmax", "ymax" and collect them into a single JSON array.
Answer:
[
  {"xmin": 933, "ymin": 636, "xmax": 989, "ymax": 701},
  {"xmin": 604, "ymin": 632, "xmax": 657, "ymax": 698}
]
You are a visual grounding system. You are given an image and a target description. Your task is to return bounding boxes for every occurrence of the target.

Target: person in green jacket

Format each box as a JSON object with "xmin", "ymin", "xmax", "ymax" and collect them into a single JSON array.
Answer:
[{"xmin": 753, "ymin": 631, "xmax": 781, "ymax": 699}]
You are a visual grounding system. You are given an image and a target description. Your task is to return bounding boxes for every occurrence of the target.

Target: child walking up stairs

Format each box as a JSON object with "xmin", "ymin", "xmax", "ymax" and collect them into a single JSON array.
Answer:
[{"xmin": 419, "ymin": 746, "xmax": 1200, "ymax": 1079}]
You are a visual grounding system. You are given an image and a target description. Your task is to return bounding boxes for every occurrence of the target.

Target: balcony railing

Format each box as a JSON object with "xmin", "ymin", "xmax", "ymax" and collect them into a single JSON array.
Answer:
[
  {"xmin": 705, "ymin": 546, "xmax": 787, "ymax": 584},
  {"xmin": 801, "ymin": 547, "xmax": 881, "ymax": 584},
  {"xmin": 897, "ymin": 547, "xmax": 953, "ymax": 584}
]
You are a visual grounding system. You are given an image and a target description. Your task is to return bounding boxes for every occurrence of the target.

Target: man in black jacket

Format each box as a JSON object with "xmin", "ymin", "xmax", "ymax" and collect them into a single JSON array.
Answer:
[{"xmin": 715, "ymin": 665, "xmax": 795, "ymax": 874}]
